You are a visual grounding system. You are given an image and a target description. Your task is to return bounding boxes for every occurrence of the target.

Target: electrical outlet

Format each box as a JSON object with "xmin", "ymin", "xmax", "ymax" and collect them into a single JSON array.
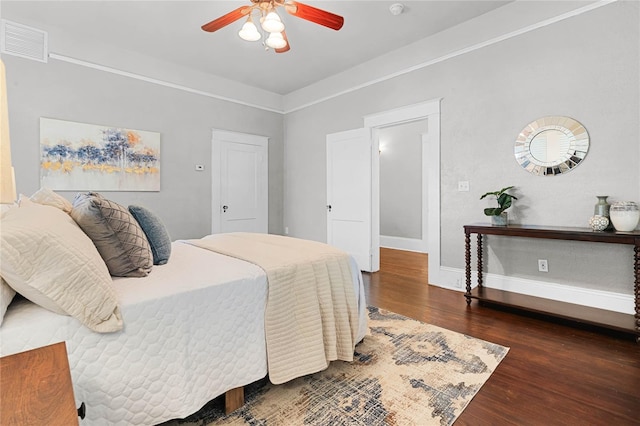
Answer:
[
  {"xmin": 284, "ymin": 226, "xmax": 289, "ymax": 235},
  {"xmin": 458, "ymin": 181, "xmax": 470, "ymax": 192},
  {"xmin": 538, "ymin": 259, "xmax": 548, "ymax": 272}
]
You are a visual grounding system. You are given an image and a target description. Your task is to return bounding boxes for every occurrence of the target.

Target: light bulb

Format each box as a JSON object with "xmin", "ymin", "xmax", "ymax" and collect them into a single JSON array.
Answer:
[
  {"xmin": 238, "ymin": 20, "xmax": 261, "ymax": 41},
  {"xmin": 265, "ymin": 31, "xmax": 287, "ymax": 49},
  {"xmin": 261, "ymin": 11, "xmax": 285, "ymax": 33}
]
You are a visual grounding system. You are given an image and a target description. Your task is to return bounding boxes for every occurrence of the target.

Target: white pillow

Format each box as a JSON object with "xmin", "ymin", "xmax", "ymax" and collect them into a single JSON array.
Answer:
[
  {"xmin": 1, "ymin": 202, "xmax": 18, "ymax": 327},
  {"xmin": 0, "ymin": 278, "xmax": 16, "ymax": 327},
  {"xmin": 0, "ymin": 198, "xmax": 123, "ymax": 333},
  {"xmin": 29, "ymin": 187, "xmax": 73, "ymax": 213},
  {"xmin": 0, "ymin": 202, "xmax": 17, "ymax": 217}
]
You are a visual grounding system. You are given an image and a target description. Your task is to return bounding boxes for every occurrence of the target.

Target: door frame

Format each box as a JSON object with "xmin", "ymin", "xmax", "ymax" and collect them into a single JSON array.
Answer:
[
  {"xmin": 363, "ymin": 98, "xmax": 442, "ymax": 282},
  {"xmin": 211, "ymin": 129, "xmax": 269, "ymax": 234}
]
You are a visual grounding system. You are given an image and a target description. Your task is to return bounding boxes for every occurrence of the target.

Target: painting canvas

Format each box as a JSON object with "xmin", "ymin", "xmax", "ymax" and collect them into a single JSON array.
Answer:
[{"xmin": 40, "ymin": 118, "xmax": 160, "ymax": 191}]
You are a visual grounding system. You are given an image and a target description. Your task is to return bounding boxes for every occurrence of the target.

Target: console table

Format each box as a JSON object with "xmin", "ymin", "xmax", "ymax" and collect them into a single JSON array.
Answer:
[{"xmin": 464, "ymin": 224, "xmax": 640, "ymax": 341}]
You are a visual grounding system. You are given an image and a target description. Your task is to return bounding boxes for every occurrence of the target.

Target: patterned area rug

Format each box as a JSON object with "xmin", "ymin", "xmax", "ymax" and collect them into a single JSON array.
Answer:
[{"xmin": 170, "ymin": 306, "xmax": 509, "ymax": 426}]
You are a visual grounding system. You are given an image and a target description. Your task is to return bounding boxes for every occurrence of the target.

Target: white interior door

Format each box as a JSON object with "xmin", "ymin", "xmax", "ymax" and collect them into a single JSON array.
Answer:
[
  {"xmin": 212, "ymin": 130, "xmax": 268, "ymax": 234},
  {"xmin": 326, "ymin": 128, "xmax": 375, "ymax": 272}
]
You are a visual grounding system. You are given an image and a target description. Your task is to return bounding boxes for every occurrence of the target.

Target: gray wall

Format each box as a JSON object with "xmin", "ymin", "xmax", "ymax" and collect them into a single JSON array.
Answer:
[
  {"xmin": 3, "ymin": 57, "xmax": 284, "ymax": 240},
  {"xmin": 283, "ymin": 2, "xmax": 639, "ymax": 294},
  {"xmin": 4, "ymin": 2, "xmax": 638, "ymax": 298},
  {"xmin": 379, "ymin": 120, "xmax": 425, "ymax": 239}
]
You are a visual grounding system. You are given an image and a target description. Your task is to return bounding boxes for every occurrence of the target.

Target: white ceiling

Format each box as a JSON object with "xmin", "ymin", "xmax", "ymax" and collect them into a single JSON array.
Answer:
[{"xmin": 2, "ymin": 1, "xmax": 511, "ymax": 95}]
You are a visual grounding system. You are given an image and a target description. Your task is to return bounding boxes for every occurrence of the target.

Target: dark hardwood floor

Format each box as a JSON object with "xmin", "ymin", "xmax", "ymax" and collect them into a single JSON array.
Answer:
[{"xmin": 363, "ymin": 248, "xmax": 640, "ymax": 426}]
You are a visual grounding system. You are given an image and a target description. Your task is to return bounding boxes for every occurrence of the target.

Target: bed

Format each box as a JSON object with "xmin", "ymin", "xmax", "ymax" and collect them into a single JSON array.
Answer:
[{"xmin": 0, "ymin": 192, "xmax": 368, "ymax": 425}]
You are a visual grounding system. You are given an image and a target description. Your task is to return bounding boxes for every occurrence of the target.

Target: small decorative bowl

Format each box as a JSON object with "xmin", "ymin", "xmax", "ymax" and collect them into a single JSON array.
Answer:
[{"xmin": 589, "ymin": 215, "xmax": 609, "ymax": 231}]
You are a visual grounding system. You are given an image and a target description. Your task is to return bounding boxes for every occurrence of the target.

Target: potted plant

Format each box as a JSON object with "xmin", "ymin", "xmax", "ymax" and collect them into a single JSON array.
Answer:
[{"xmin": 480, "ymin": 186, "xmax": 518, "ymax": 226}]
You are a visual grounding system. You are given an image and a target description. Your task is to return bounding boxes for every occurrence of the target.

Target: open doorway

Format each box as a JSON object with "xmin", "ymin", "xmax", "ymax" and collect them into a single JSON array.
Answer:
[
  {"xmin": 364, "ymin": 99, "xmax": 441, "ymax": 283},
  {"xmin": 379, "ymin": 119, "xmax": 429, "ymax": 253}
]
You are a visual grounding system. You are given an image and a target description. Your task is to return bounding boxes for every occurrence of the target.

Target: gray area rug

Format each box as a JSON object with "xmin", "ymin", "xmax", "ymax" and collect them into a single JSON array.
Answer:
[{"xmin": 167, "ymin": 306, "xmax": 509, "ymax": 425}]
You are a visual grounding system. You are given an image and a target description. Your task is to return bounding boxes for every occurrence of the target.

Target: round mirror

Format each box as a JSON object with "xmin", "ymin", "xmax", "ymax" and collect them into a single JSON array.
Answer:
[{"xmin": 514, "ymin": 116, "xmax": 589, "ymax": 176}]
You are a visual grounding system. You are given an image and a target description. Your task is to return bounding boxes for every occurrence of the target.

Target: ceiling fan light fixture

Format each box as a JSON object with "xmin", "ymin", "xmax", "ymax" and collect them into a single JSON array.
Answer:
[
  {"xmin": 261, "ymin": 11, "xmax": 285, "ymax": 33},
  {"xmin": 238, "ymin": 18, "xmax": 261, "ymax": 41},
  {"xmin": 265, "ymin": 31, "xmax": 287, "ymax": 49},
  {"xmin": 201, "ymin": 1, "xmax": 344, "ymax": 54}
]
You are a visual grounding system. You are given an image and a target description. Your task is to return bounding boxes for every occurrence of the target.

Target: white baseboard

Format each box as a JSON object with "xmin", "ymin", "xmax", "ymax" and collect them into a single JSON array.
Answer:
[
  {"xmin": 432, "ymin": 266, "xmax": 469, "ymax": 291},
  {"xmin": 380, "ymin": 235, "xmax": 427, "ymax": 253},
  {"xmin": 431, "ymin": 267, "xmax": 634, "ymax": 315}
]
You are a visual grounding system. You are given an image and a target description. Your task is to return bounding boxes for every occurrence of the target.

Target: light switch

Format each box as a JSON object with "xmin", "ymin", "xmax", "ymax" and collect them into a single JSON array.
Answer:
[{"xmin": 458, "ymin": 181, "xmax": 470, "ymax": 192}]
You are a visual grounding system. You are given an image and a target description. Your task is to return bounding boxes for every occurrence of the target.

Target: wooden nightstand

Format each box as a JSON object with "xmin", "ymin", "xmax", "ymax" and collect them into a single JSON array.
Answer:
[{"xmin": 1, "ymin": 342, "xmax": 80, "ymax": 425}]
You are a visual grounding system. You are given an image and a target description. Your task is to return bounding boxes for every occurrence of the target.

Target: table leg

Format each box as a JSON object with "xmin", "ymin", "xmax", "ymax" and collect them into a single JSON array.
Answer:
[
  {"xmin": 634, "ymin": 244, "xmax": 639, "ymax": 342},
  {"xmin": 465, "ymin": 231, "xmax": 471, "ymax": 304},
  {"xmin": 477, "ymin": 234, "xmax": 484, "ymax": 289}
]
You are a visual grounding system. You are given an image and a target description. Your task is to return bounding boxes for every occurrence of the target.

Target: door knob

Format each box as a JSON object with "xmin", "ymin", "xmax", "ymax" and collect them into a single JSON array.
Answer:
[
  {"xmin": 223, "ymin": 205, "xmax": 228, "ymax": 212},
  {"xmin": 326, "ymin": 205, "xmax": 332, "ymax": 212}
]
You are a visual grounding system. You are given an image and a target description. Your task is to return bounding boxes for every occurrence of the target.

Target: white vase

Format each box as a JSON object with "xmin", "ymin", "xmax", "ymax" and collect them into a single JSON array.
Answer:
[{"xmin": 609, "ymin": 202, "xmax": 640, "ymax": 232}]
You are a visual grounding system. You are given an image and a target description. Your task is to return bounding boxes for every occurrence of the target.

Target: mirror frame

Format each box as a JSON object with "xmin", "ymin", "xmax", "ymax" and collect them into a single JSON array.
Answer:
[{"xmin": 514, "ymin": 116, "xmax": 589, "ymax": 176}]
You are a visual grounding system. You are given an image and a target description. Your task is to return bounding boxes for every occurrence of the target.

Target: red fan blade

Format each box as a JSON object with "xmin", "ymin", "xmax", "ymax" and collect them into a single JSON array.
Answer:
[
  {"xmin": 201, "ymin": 6, "xmax": 251, "ymax": 32},
  {"xmin": 275, "ymin": 31, "xmax": 291, "ymax": 53},
  {"xmin": 284, "ymin": 1, "xmax": 344, "ymax": 30}
]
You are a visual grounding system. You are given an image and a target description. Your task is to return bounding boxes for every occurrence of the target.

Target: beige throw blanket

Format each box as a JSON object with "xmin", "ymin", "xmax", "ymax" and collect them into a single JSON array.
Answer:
[{"xmin": 184, "ymin": 233, "xmax": 360, "ymax": 384}]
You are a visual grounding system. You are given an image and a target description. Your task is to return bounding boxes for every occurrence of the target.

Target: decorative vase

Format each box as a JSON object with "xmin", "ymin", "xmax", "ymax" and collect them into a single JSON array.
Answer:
[
  {"xmin": 491, "ymin": 212, "xmax": 508, "ymax": 226},
  {"xmin": 610, "ymin": 202, "xmax": 640, "ymax": 232},
  {"xmin": 588, "ymin": 215, "xmax": 609, "ymax": 232},
  {"xmin": 594, "ymin": 196, "xmax": 613, "ymax": 230},
  {"xmin": 594, "ymin": 195, "xmax": 610, "ymax": 216}
]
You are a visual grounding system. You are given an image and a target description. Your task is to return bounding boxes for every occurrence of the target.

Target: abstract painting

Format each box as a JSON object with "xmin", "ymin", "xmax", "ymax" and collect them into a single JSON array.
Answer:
[{"xmin": 40, "ymin": 118, "xmax": 160, "ymax": 191}]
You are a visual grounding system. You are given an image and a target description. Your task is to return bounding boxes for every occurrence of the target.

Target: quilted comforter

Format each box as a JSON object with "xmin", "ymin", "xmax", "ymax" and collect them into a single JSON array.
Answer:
[{"xmin": 1, "ymin": 242, "xmax": 270, "ymax": 425}]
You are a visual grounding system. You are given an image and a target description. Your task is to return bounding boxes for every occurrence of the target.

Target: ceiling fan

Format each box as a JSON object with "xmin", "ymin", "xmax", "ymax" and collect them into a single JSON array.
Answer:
[{"xmin": 201, "ymin": 0, "xmax": 344, "ymax": 53}]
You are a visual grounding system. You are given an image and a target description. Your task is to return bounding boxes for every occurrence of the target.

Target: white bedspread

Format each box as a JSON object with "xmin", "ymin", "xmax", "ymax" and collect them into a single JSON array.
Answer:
[{"xmin": 0, "ymin": 242, "xmax": 269, "ymax": 426}]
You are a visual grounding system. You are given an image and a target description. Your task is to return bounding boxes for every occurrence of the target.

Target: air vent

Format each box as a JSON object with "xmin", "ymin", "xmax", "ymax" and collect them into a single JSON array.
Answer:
[{"xmin": 1, "ymin": 19, "xmax": 48, "ymax": 63}]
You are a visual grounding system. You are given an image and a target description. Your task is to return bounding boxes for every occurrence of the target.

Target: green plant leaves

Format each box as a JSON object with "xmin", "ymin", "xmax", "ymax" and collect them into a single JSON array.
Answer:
[
  {"xmin": 480, "ymin": 186, "xmax": 517, "ymax": 216},
  {"xmin": 484, "ymin": 207, "xmax": 504, "ymax": 216},
  {"xmin": 498, "ymin": 193, "xmax": 513, "ymax": 209}
]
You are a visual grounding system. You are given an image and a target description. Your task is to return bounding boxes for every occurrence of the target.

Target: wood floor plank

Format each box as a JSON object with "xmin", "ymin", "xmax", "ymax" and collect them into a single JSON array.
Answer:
[{"xmin": 363, "ymin": 248, "xmax": 640, "ymax": 425}]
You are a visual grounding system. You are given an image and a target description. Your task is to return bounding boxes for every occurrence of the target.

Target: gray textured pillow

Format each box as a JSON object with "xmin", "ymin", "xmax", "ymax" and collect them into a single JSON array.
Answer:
[
  {"xmin": 71, "ymin": 193, "xmax": 153, "ymax": 277},
  {"xmin": 128, "ymin": 205, "xmax": 172, "ymax": 265}
]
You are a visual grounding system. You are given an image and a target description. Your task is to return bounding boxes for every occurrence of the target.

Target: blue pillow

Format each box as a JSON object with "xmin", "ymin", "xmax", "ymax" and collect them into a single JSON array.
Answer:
[{"xmin": 128, "ymin": 205, "xmax": 171, "ymax": 265}]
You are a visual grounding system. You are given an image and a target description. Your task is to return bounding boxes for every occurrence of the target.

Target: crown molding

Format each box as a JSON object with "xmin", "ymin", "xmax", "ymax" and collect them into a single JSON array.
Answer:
[
  {"xmin": 282, "ymin": 0, "xmax": 616, "ymax": 113},
  {"xmin": 41, "ymin": 0, "xmax": 616, "ymax": 115},
  {"xmin": 48, "ymin": 53, "xmax": 285, "ymax": 114}
]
